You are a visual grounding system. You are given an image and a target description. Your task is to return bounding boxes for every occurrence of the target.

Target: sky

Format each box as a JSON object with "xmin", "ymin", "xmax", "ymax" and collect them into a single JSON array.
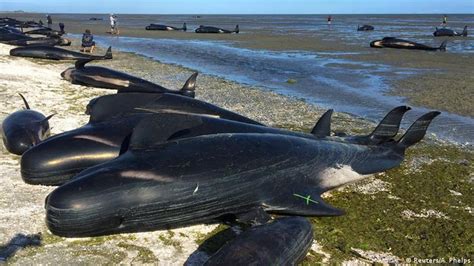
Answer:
[{"xmin": 0, "ymin": 0, "xmax": 473, "ymax": 14}]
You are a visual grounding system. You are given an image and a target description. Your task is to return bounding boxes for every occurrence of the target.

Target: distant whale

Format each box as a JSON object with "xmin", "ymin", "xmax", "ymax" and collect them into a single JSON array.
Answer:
[
  {"xmin": 61, "ymin": 60, "xmax": 197, "ymax": 97},
  {"xmin": 370, "ymin": 37, "xmax": 447, "ymax": 51},
  {"xmin": 433, "ymin": 26, "xmax": 468, "ymax": 37},
  {"xmin": 357, "ymin": 24, "xmax": 374, "ymax": 31},
  {"xmin": 10, "ymin": 46, "xmax": 112, "ymax": 61},
  {"xmin": 44, "ymin": 111, "xmax": 439, "ymax": 236},
  {"xmin": 195, "ymin": 25, "xmax": 239, "ymax": 34},
  {"xmin": 1, "ymin": 94, "xmax": 53, "ymax": 155},
  {"xmin": 203, "ymin": 217, "xmax": 313, "ymax": 265},
  {"xmin": 146, "ymin": 23, "xmax": 187, "ymax": 31}
]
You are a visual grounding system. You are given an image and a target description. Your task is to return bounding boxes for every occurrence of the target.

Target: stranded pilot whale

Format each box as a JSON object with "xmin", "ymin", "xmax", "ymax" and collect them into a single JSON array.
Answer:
[
  {"xmin": 10, "ymin": 46, "xmax": 112, "ymax": 61},
  {"xmin": 146, "ymin": 23, "xmax": 187, "ymax": 31},
  {"xmin": 1, "ymin": 94, "xmax": 54, "ymax": 155},
  {"xmin": 21, "ymin": 104, "xmax": 409, "ymax": 185},
  {"xmin": 195, "ymin": 25, "xmax": 239, "ymax": 34},
  {"xmin": 370, "ymin": 37, "xmax": 447, "ymax": 51},
  {"xmin": 357, "ymin": 24, "xmax": 374, "ymax": 31},
  {"xmin": 202, "ymin": 217, "xmax": 313, "ymax": 265},
  {"xmin": 20, "ymin": 92, "xmax": 263, "ymax": 185},
  {"xmin": 44, "ymin": 111, "xmax": 439, "ymax": 237},
  {"xmin": 433, "ymin": 26, "xmax": 468, "ymax": 37},
  {"xmin": 61, "ymin": 60, "xmax": 197, "ymax": 97}
]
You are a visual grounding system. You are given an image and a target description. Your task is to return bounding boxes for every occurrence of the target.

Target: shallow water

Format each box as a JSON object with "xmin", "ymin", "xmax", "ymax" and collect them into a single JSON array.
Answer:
[
  {"xmin": 63, "ymin": 14, "xmax": 473, "ymax": 144},
  {"xmin": 79, "ymin": 33, "xmax": 473, "ymax": 145}
]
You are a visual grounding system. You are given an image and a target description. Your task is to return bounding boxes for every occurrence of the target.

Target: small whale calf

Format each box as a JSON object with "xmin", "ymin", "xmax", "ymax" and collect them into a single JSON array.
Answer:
[
  {"xmin": 357, "ymin": 24, "xmax": 374, "ymax": 31},
  {"xmin": 370, "ymin": 37, "xmax": 447, "ymax": 51},
  {"xmin": 195, "ymin": 25, "xmax": 239, "ymax": 34},
  {"xmin": 10, "ymin": 46, "xmax": 112, "ymax": 61},
  {"xmin": 433, "ymin": 26, "xmax": 468, "ymax": 37},
  {"xmin": 1, "ymin": 94, "xmax": 54, "ymax": 155},
  {"xmin": 61, "ymin": 60, "xmax": 197, "ymax": 97},
  {"xmin": 146, "ymin": 23, "xmax": 187, "ymax": 31}
]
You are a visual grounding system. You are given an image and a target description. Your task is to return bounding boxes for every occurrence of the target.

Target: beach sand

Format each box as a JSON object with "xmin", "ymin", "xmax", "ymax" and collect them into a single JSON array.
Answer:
[{"xmin": 0, "ymin": 31, "xmax": 472, "ymax": 264}]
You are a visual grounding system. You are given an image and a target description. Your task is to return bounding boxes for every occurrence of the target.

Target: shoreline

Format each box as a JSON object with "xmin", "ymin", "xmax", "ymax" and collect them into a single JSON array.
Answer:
[{"xmin": 1, "ymin": 40, "xmax": 473, "ymax": 264}]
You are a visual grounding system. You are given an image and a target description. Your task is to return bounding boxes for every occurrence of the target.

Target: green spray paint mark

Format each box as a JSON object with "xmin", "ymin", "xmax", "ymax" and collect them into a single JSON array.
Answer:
[{"xmin": 293, "ymin": 193, "xmax": 319, "ymax": 205}]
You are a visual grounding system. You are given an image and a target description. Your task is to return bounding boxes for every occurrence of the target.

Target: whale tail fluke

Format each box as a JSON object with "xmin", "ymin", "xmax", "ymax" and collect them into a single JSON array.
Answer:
[
  {"xmin": 234, "ymin": 25, "xmax": 239, "ymax": 34},
  {"xmin": 311, "ymin": 109, "xmax": 333, "ymax": 137},
  {"xmin": 369, "ymin": 106, "xmax": 411, "ymax": 143},
  {"xmin": 103, "ymin": 46, "xmax": 113, "ymax": 59},
  {"xmin": 439, "ymin": 40, "xmax": 447, "ymax": 51},
  {"xmin": 397, "ymin": 111, "xmax": 440, "ymax": 149},
  {"xmin": 182, "ymin": 23, "xmax": 187, "ymax": 32},
  {"xmin": 19, "ymin": 93, "xmax": 30, "ymax": 110},
  {"xmin": 462, "ymin": 25, "xmax": 468, "ymax": 37},
  {"xmin": 180, "ymin": 72, "xmax": 198, "ymax": 98}
]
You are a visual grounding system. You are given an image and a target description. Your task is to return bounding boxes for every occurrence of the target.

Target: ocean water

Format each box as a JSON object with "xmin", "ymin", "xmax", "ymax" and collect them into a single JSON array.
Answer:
[{"xmin": 66, "ymin": 14, "xmax": 474, "ymax": 144}]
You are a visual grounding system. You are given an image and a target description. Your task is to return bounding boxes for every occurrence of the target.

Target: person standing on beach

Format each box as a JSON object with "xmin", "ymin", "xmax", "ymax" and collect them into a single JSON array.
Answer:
[
  {"xmin": 110, "ymin": 14, "xmax": 119, "ymax": 35},
  {"xmin": 46, "ymin": 14, "xmax": 52, "ymax": 28},
  {"xmin": 327, "ymin": 15, "xmax": 332, "ymax": 25},
  {"xmin": 441, "ymin": 15, "xmax": 447, "ymax": 27}
]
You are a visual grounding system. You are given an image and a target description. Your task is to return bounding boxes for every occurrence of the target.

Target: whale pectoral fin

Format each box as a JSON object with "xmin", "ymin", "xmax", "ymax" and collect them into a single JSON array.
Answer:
[
  {"xmin": 18, "ymin": 93, "xmax": 30, "ymax": 109},
  {"xmin": 311, "ymin": 109, "xmax": 333, "ymax": 137},
  {"xmin": 234, "ymin": 207, "xmax": 272, "ymax": 226},
  {"xmin": 268, "ymin": 192, "xmax": 345, "ymax": 217}
]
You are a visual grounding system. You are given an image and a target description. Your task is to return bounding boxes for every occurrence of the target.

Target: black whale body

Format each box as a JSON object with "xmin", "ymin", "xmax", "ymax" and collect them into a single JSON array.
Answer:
[
  {"xmin": 24, "ymin": 27, "xmax": 64, "ymax": 37},
  {"xmin": 1, "ymin": 94, "xmax": 53, "ymax": 155},
  {"xmin": 20, "ymin": 92, "xmax": 263, "ymax": 185},
  {"xmin": 61, "ymin": 60, "xmax": 197, "ymax": 97},
  {"xmin": 433, "ymin": 26, "xmax": 468, "ymax": 37},
  {"xmin": 10, "ymin": 46, "xmax": 113, "ymax": 61},
  {"xmin": 370, "ymin": 37, "xmax": 447, "ymax": 51},
  {"xmin": 45, "ymin": 111, "xmax": 439, "ymax": 236},
  {"xmin": 21, "ymin": 103, "xmax": 411, "ymax": 185},
  {"xmin": 146, "ymin": 23, "xmax": 186, "ymax": 31},
  {"xmin": 357, "ymin": 24, "xmax": 374, "ymax": 31},
  {"xmin": 203, "ymin": 217, "xmax": 313, "ymax": 266},
  {"xmin": 195, "ymin": 25, "xmax": 239, "ymax": 34}
]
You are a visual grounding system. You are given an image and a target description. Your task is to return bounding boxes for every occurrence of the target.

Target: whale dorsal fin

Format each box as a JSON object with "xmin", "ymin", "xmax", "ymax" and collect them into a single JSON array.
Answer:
[
  {"xmin": 368, "ymin": 106, "xmax": 411, "ymax": 142},
  {"xmin": 18, "ymin": 93, "xmax": 30, "ymax": 109},
  {"xmin": 311, "ymin": 109, "xmax": 333, "ymax": 137},
  {"xmin": 75, "ymin": 59, "xmax": 94, "ymax": 69},
  {"xmin": 180, "ymin": 72, "xmax": 198, "ymax": 98},
  {"xmin": 128, "ymin": 113, "xmax": 204, "ymax": 151},
  {"xmin": 87, "ymin": 93, "xmax": 164, "ymax": 123}
]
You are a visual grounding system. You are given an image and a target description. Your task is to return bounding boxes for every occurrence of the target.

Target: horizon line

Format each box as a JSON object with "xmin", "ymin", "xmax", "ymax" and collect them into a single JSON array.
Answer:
[{"xmin": 1, "ymin": 11, "xmax": 473, "ymax": 15}]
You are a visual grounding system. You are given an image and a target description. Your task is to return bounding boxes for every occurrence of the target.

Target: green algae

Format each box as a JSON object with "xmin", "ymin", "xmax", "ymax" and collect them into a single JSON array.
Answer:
[
  {"xmin": 117, "ymin": 242, "xmax": 157, "ymax": 263},
  {"xmin": 158, "ymin": 231, "xmax": 183, "ymax": 253},
  {"xmin": 301, "ymin": 142, "xmax": 473, "ymax": 263}
]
